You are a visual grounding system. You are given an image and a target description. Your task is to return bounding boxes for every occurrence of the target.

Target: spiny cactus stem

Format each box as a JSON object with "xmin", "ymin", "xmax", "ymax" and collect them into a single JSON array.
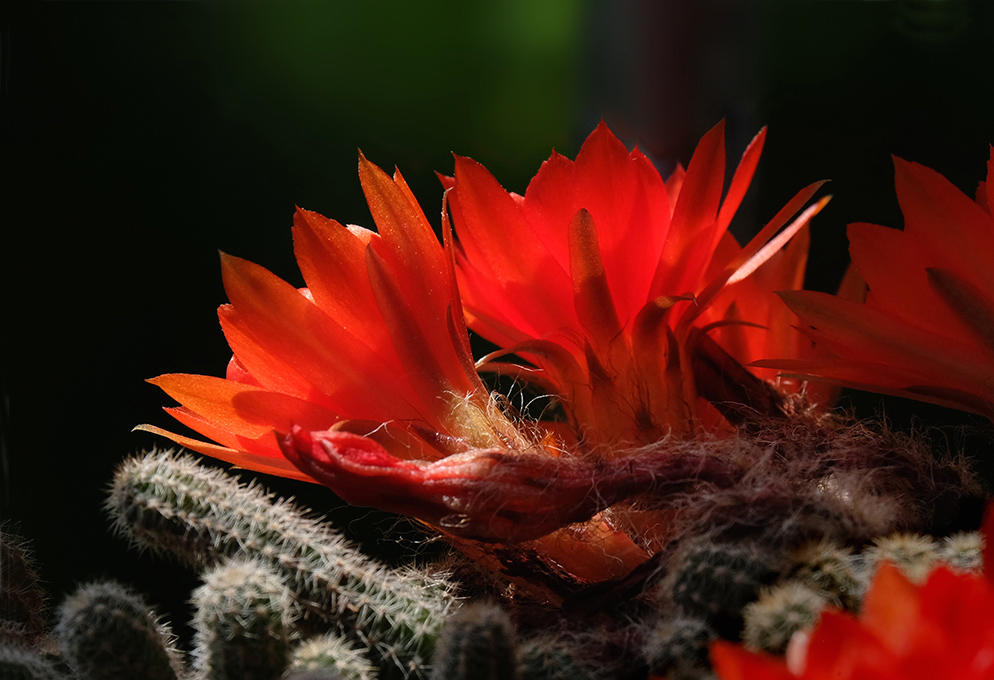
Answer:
[
  {"xmin": 53, "ymin": 580, "xmax": 183, "ymax": 680},
  {"xmin": 107, "ymin": 449, "xmax": 460, "ymax": 680}
]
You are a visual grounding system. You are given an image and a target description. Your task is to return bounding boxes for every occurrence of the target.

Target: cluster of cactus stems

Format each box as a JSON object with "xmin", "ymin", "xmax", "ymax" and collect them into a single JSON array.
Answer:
[
  {"xmin": 0, "ymin": 434, "xmax": 987, "ymax": 680},
  {"xmin": 106, "ymin": 449, "xmax": 461, "ymax": 680}
]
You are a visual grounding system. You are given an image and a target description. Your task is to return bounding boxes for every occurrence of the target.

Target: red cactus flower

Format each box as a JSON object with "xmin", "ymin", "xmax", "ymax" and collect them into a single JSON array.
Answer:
[
  {"xmin": 140, "ymin": 155, "xmax": 500, "ymax": 479},
  {"xmin": 140, "ymin": 153, "xmax": 653, "ymax": 583},
  {"xmin": 141, "ymin": 123, "xmax": 825, "ymax": 587},
  {"xmin": 711, "ymin": 509, "xmax": 994, "ymax": 680},
  {"xmin": 758, "ymin": 146, "xmax": 994, "ymax": 419},
  {"xmin": 446, "ymin": 121, "xmax": 829, "ymax": 448}
]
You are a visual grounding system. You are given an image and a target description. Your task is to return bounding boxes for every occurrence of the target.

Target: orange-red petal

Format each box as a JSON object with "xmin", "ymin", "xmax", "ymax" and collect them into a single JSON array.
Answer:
[
  {"xmin": 651, "ymin": 119, "xmax": 726, "ymax": 297},
  {"xmin": 859, "ymin": 563, "xmax": 922, "ymax": 653},
  {"xmin": 778, "ymin": 290, "xmax": 994, "ymax": 401},
  {"xmin": 521, "ymin": 121, "xmax": 672, "ymax": 321},
  {"xmin": 848, "ymin": 222, "xmax": 975, "ymax": 335},
  {"xmin": 715, "ymin": 126, "xmax": 766, "ymax": 237},
  {"xmin": 135, "ymin": 423, "xmax": 312, "ymax": 481},
  {"xmin": 291, "ymin": 208, "xmax": 382, "ymax": 336},
  {"xmin": 710, "ymin": 641, "xmax": 794, "ymax": 680},
  {"xmin": 448, "ymin": 153, "xmax": 577, "ymax": 337},
  {"xmin": 219, "ymin": 252, "xmax": 423, "ymax": 420},
  {"xmin": 894, "ymin": 155, "xmax": 994, "ymax": 295},
  {"xmin": 150, "ymin": 373, "xmax": 340, "ymax": 440}
]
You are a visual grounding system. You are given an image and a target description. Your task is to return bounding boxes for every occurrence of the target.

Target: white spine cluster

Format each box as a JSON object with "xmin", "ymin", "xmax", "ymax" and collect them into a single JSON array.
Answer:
[
  {"xmin": 938, "ymin": 531, "xmax": 984, "ymax": 573},
  {"xmin": 863, "ymin": 532, "xmax": 941, "ymax": 583}
]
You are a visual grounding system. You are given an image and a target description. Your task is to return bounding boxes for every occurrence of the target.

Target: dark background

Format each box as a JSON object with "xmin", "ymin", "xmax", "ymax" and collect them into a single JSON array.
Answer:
[{"xmin": 3, "ymin": 0, "xmax": 994, "ymax": 640}]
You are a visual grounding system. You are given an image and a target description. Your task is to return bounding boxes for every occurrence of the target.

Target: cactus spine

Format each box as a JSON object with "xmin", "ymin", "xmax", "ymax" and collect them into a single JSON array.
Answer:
[
  {"xmin": 786, "ymin": 539, "xmax": 862, "ymax": 610},
  {"xmin": 106, "ymin": 449, "xmax": 459, "ymax": 679},
  {"xmin": 517, "ymin": 637, "xmax": 599, "ymax": 680},
  {"xmin": 53, "ymin": 580, "xmax": 183, "ymax": 680}
]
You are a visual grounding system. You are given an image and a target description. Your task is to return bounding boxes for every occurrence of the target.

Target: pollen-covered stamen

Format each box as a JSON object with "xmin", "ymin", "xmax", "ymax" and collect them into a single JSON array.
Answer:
[{"xmin": 280, "ymin": 426, "xmax": 739, "ymax": 544}]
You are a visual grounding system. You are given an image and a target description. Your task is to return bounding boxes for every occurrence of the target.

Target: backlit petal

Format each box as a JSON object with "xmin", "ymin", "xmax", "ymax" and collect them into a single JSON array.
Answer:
[
  {"xmin": 449, "ymin": 154, "xmax": 577, "ymax": 336},
  {"xmin": 521, "ymin": 121, "xmax": 672, "ymax": 321},
  {"xmin": 779, "ymin": 290, "xmax": 994, "ymax": 402},
  {"xmin": 651, "ymin": 119, "xmax": 726, "ymax": 297},
  {"xmin": 710, "ymin": 642, "xmax": 795, "ymax": 680},
  {"xmin": 895, "ymin": 155, "xmax": 994, "ymax": 295},
  {"xmin": 848, "ymin": 222, "xmax": 973, "ymax": 335},
  {"xmin": 292, "ymin": 208, "xmax": 381, "ymax": 336},
  {"xmin": 219, "ymin": 252, "xmax": 423, "ymax": 420},
  {"xmin": 149, "ymin": 373, "xmax": 339, "ymax": 440},
  {"xmin": 135, "ymin": 424, "xmax": 311, "ymax": 480},
  {"xmin": 715, "ymin": 127, "xmax": 766, "ymax": 237}
]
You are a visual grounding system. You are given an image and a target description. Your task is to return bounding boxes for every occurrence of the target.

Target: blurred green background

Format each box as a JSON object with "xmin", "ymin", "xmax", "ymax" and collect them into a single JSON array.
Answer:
[{"xmin": 2, "ymin": 0, "xmax": 994, "ymax": 640}]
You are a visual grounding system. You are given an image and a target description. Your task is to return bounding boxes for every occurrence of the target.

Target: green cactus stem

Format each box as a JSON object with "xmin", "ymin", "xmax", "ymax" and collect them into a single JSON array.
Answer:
[
  {"xmin": 53, "ymin": 580, "xmax": 183, "ymax": 680},
  {"xmin": 641, "ymin": 616, "xmax": 714, "ymax": 677},
  {"xmin": 106, "ymin": 449, "xmax": 459, "ymax": 679},
  {"xmin": 662, "ymin": 538, "xmax": 781, "ymax": 636},
  {"xmin": 0, "ymin": 643, "xmax": 68, "ymax": 680},
  {"xmin": 191, "ymin": 557, "xmax": 294, "ymax": 680},
  {"xmin": 431, "ymin": 603, "xmax": 517, "ymax": 680},
  {"xmin": 517, "ymin": 637, "xmax": 599, "ymax": 680}
]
